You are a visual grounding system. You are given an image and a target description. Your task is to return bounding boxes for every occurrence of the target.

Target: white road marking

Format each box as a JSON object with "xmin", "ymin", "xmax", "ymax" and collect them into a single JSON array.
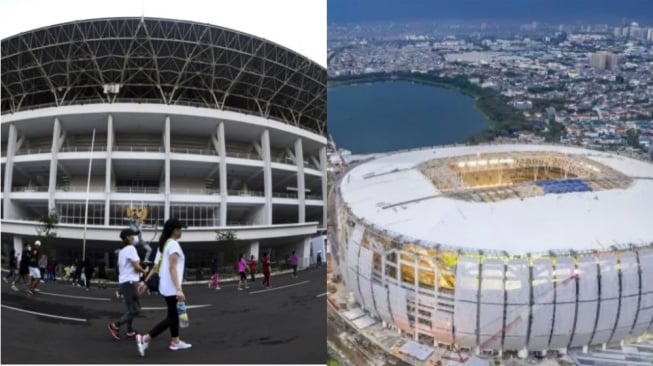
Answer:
[
  {"xmin": 141, "ymin": 304, "xmax": 212, "ymax": 311},
  {"xmin": 1, "ymin": 304, "xmax": 87, "ymax": 323},
  {"xmin": 249, "ymin": 280, "xmax": 310, "ymax": 294},
  {"xmin": 316, "ymin": 292, "xmax": 327, "ymax": 298},
  {"xmin": 38, "ymin": 291, "xmax": 112, "ymax": 302}
]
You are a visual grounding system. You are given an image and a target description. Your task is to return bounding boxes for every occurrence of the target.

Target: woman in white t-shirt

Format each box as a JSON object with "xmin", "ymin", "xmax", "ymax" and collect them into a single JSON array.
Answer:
[{"xmin": 136, "ymin": 218, "xmax": 191, "ymax": 356}]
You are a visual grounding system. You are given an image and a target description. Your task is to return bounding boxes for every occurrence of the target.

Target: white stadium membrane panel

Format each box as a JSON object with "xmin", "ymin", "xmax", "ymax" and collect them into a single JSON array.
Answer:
[
  {"xmin": 529, "ymin": 258, "xmax": 554, "ymax": 351},
  {"xmin": 633, "ymin": 249, "xmax": 653, "ymax": 335},
  {"xmin": 358, "ymin": 246, "xmax": 375, "ymax": 314},
  {"xmin": 611, "ymin": 252, "xmax": 640, "ymax": 343},
  {"xmin": 359, "ymin": 276, "xmax": 376, "ymax": 316},
  {"xmin": 432, "ymin": 308, "xmax": 454, "ymax": 345},
  {"xmin": 503, "ymin": 259, "xmax": 530, "ymax": 351},
  {"xmin": 593, "ymin": 254, "xmax": 619, "ymax": 345},
  {"xmin": 569, "ymin": 256, "xmax": 599, "ymax": 348},
  {"xmin": 373, "ymin": 283, "xmax": 393, "ymax": 324},
  {"xmin": 550, "ymin": 257, "xmax": 576, "ymax": 349},
  {"xmin": 346, "ymin": 224, "xmax": 364, "ymax": 306},
  {"xmin": 479, "ymin": 259, "xmax": 505, "ymax": 350},
  {"xmin": 454, "ymin": 256, "xmax": 480, "ymax": 349},
  {"xmin": 388, "ymin": 283, "xmax": 410, "ymax": 332}
]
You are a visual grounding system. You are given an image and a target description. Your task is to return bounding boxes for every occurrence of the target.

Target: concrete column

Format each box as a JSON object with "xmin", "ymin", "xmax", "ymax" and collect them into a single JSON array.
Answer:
[
  {"xmin": 104, "ymin": 115, "xmax": 114, "ymax": 225},
  {"xmin": 217, "ymin": 122, "xmax": 227, "ymax": 226},
  {"xmin": 261, "ymin": 130, "xmax": 272, "ymax": 225},
  {"xmin": 48, "ymin": 117, "xmax": 63, "ymax": 212},
  {"xmin": 319, "ymin": 146, "xmax": 327, "ymax": 229},
  {"xmin": 294, "ymin": 138, "xmax": 305, "ymax": 223},
  {"xmin": 298, "ymin": 237, "xmax": 311, "ymax": 268},
  {"xmin": 3, "ymin": 124, "xmax": 18, "ymax": 219},
  {"xmin": 249, "ymin": 241, "xmax": 260, "ymax": 259},
  {"xmin": 13, "ymin": 236, "xmax": 23, "ymax": 257},
  {"xmin": 164, "ymin": 116, "xmax": 171, "ymax": 221}
]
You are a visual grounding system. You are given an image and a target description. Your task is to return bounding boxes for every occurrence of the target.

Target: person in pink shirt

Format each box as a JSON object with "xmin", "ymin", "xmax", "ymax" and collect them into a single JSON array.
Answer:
[
  {"xmin": 237, "ymin": 254, "xmax": 248, "ymax": 291},
  {"xmin": 290, "ymin": 251, "xmax": 298, "ymax": 278},
  {"xmin": 261, "ymin": 252, "xmax": 271, "ymax": 288}
]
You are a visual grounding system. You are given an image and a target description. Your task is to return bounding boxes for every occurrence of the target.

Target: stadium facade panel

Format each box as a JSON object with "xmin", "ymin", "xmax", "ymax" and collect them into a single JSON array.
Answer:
[
  {"xmin": 1, "ymin": 18, "xmax": 326, "ymax": 267},
  {"xmin": 334, "ymin": 144, "xmax": 653, "ymax": 355}
]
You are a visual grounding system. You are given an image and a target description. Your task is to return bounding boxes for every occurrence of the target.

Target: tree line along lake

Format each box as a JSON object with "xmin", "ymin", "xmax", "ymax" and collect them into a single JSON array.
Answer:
[{"xmin": 327, "ymin": 80, "xmax": 489, "ymax": 154}]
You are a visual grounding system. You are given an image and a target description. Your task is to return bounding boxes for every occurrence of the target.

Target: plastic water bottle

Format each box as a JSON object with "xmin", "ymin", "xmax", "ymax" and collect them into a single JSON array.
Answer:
[{"xmin": 177, "ymin": 301, "xmax": 190, "ymax": 328}]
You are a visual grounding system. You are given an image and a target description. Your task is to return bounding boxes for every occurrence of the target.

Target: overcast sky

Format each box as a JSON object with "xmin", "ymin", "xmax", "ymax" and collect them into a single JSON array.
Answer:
[{"xmin": 0, "ymin": 0, "xmax": 326, "ymax": 67}]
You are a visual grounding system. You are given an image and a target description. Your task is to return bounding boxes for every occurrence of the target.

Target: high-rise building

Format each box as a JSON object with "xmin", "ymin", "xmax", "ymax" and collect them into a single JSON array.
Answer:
[{"xmin": 590, "ymin": 51, "xmax": 619, "ymax": 71}]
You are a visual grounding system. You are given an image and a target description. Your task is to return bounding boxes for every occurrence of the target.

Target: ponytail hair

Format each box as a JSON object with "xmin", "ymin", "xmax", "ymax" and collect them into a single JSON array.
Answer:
[{"xmin": 158, "ymin": 226, "xmax": 173, "ymax": 247}]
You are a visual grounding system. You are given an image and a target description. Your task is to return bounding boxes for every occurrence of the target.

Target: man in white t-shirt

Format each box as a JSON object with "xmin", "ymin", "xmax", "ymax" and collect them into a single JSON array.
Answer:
[{"xmin": 108, "ymin": 228, "xmax": 148, "ymax": 340}]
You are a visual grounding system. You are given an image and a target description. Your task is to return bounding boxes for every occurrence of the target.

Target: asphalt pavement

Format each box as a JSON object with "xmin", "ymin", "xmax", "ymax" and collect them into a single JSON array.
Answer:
[{"xmin": 1, "ymin": 267, "xmax": 326, "ymax": 364}]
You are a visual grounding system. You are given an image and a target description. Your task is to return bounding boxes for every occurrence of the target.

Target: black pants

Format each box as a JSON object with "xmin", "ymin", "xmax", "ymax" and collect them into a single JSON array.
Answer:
[
  {"xmin": 292, "ymin": 265, "xmax": 297, "ymax": 276},
  {"xmin": 115, "ymin": 282, "xmax": 141, "ymax": 332},
  {"xmin": 85, "ymin": 272, "xmax": 93, "ymax": 288},
  {"xmin": 148, "ymin": 296, "xmax": 179, "ymax": 339},
  {"xmin": 250, "ymin": 271, "xmax": 255, "ymax": 282}
]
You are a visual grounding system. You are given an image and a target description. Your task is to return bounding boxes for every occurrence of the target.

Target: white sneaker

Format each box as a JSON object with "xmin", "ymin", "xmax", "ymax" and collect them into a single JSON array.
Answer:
[
  {"xmin": 169, "ymin": 340, "xmax": 192, "ymax": 351},
  {"xmin": 136, "ymin": 334, "xmax": 149, "ymax": 357},
  {"xmin": 237, "ymin": 287, "xmax": 242, "ymax": 291},
  {"xmin": 215, "ymin": 286, "xmax": 221, "ymax": 290},
  {"xmin": 11, "ymin": 285, "xmax": 18, "ymax": 291}
]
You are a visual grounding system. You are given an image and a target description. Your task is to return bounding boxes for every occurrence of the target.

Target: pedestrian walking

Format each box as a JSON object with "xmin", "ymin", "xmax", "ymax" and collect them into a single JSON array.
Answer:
[
  {"xmin": 248, "ymin": 255, "xmax": 257, "ymax": 282},
  {"xmin": 38, "ymin": 254, "xmax": 47, "ymax": 282},
  {"xmin": 4, "ymin": 250, "xmax": 17, "ymax": 283},
  {"xmin": 290, "ymin": 250, "xmax": 298, "ymax": 278},
  {"xmin": 237, "ymin": 253, "xmax": 248, "ymax": 290},
  {"xmin": 208, "ymin": 257, "xmax": 220, "ymax": 290},
  {"xmin": 27, "ymin": 241, "xmax": 42, "ymax": 295},
  {"xmin": 71, "ymin": 259, "xmax": 81, "ymax": 286},
  {"xmin": 261, "ymin": 252, "xmax": 271, "ymax": 288},
  {"xmin": 108, "ymin": 228, "xmax": 148, "ymax": 341},
  {"xmin": 83, "ymin": 257, "xmax": 95, "ymax": 291},
  {"xmin": 136, "ymin": 218, "xmax": 192, "ymax": 356},
  {"xmin": 316, "ymin": 251, "xmax": 322, "ymax": 267},
  {"xmin": 12, "ymin": 245, "xmax": 31, "ymax": 290},
  {"xmin": 46, "ymin": 260, "xmax": 55, "ymax": 281},
  {"xmin": 97, "ymin": 260, "xmax": 108, "ymax": 289}
]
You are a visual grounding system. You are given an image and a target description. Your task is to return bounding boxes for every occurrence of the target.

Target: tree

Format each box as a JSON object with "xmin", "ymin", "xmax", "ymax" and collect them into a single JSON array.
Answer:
[
  {"xmin": 36, "ymin": 210, "xmax": 59, "ymax": 256},
  {"xmin": 626, "ymin": 128, "xmax": 641, "ymax": 149},
  {"xmin": 215, "ymin": 230, "xmax": 239, "ymax": 269}
]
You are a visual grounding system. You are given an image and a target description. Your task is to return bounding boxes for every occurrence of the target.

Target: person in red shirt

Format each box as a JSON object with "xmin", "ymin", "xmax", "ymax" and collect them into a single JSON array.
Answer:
[
  {"xmin": 248, "ymin": 255, "xmax": 257, "ymax": 283},
  {"xmin": 261, "ymin": 252, "xmax": 271, "ymax": 288}
]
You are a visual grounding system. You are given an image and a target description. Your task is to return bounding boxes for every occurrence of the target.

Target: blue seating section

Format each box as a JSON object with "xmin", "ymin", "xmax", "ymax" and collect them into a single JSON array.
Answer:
[{"xmin": 535, "ymin": 179, "xmax": 593, "ymax": 194}]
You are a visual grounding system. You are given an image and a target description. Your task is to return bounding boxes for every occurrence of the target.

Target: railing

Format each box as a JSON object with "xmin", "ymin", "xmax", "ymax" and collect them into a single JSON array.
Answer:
[
  {"xmin": 59, "ymin": 146, "xmax": 107, "ymax": 153},
  {"xmin": 55, "ymin": 186, "xmax": 104, "ymax": 192},
  {"xmin": 272, "ymin": 192, "xmax": 298, "ymax": 199},
  {"xmin": 170, "ymin": 147, "xmax": 216, "ymax": 156},
  {"xmin": 113, "ymin": 145, "xmax": 164, "ymax": 153},
  {"xmin": 306, "ymin": 194, "xmax": 324, "ymax": 200},
  {"xmin": 170, "ymin": 188, "xmax": 218, "ymax": 195},
  {"xmin": 11, "ymin": 186, "xmax": 49, "ymax": 192},
  {"xmin": 0, "ymin": 99, "xmax": 324, "ymax": 136},
  {"xmin": 114, "ymin": 186, "xmax": 161, "ymax": 194},
  {"xmin": 14, "ymin": 148, "xmax": 52, "ymax": 155},
  {"xmin": 225, "ymin": 151, "xmax": 260, "ymax": 160},
  {"xmin": 227, "ymin": 189, "xmax": 265, "ymax": 197}
]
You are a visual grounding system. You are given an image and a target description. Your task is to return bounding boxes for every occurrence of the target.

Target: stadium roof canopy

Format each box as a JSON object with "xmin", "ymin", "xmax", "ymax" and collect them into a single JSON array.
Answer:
[
  {"xmin": 1, "ymin": 17, "xmax": 326, "ymax": 134},
  {"xmin": 340, "ymin": 144, "xmax": 653, "ymax": 255}
]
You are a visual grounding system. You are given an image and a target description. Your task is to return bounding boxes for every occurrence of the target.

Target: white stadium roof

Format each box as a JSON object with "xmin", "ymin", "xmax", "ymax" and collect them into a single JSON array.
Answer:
[{"xmin": 340, "ymin": 144, "xmax": 653, "ymax": 254}]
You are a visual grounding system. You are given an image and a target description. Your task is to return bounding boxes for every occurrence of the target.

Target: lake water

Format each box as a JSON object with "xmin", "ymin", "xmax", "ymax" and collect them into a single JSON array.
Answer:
[{"xmin": 327, "ymin": 81, "xmax": 488, "ymax": 154}]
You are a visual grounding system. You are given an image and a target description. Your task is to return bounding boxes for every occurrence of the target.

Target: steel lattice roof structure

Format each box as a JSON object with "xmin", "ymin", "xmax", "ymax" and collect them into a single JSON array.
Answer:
[{"xmin": 1, "ymin": 17, "xmax": 326, "ymax": 134}]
